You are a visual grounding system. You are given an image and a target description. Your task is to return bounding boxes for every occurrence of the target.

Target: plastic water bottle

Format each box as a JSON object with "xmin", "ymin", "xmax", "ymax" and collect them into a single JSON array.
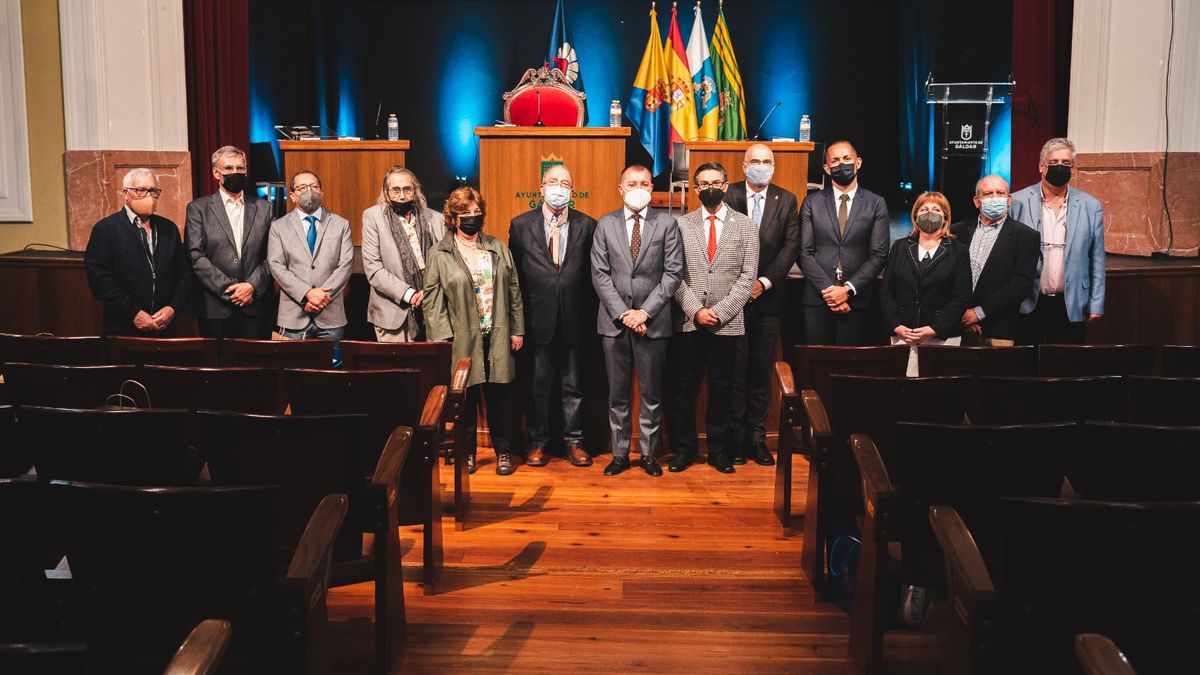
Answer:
[
  {"xmin": 387, "ymin": 114, "xmax": 399, "ymax": 141},
  {"xmin": 799, "ymin": 114, "xmax": 812, "ymax": 142},
  {"xmin": 609, "ymin": 100, "xmax": 623, "ymax": 128}
]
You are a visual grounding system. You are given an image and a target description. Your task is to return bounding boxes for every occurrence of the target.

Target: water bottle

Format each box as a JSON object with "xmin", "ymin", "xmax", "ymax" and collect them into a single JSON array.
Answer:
[
  {"xmin": 799, "ymin": 114, "xmax": 812, "ymax": 142},
  {"xmin": 609, "ymin": 100, "xmax": 623, "ymax": 128},
  {"xmin": 387, "ymin": 114, "xmax": 399, "ymax": 141}
]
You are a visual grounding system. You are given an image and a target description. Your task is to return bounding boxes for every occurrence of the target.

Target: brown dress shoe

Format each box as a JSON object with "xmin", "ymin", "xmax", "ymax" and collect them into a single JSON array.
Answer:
[
  {"xmin": 526, "ymin": 445, "xmax": 549, "ymax": 467},
  {"xmin": 566, "ymin": 442, "xmax": 592, "ymax": 467}
]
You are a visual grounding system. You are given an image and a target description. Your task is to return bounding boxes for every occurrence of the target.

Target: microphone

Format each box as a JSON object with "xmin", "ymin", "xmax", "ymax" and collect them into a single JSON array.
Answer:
[
  {"xmin": 534, "ymin": 90, "xmax": 546, "ymax": 127},
  {"xmin": 752, "ymin": 101, "xmax": 782, "ymax": 140},
  {"xmin": 373, "ymin": 99, "xmax": 383, "ymax": 139}
]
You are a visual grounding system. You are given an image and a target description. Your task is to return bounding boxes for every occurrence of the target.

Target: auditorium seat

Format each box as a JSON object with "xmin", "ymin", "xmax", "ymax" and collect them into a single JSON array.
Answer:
[
  {"xmin": 1075, "ymin": 634, "xmax": 1138, "ymax": 675},
  {"xmin": 162, "ymin": 619, "xmax": 232, "ymax": 675},
  {"xmin": 3, "ymin": 363, "xmax": 139, "ymax": 409},
  {"xmin": 140, "ymin": 365, "xmax": 278, "ymax": 414},
  {"xmin": 916, "ymin": 345, "xmax": 1038, "ymax": 419},
  {"xmin": 106, "ymin": 337, "xmax": 219, "ymax": 367},
  {"xmin": 502, "ymin": 64, "xmax": 587, "ymax": 126},
  {"xmin": 1160, "ymin": 344, "xmax": 1200, "ymax": 377},
  {"xmin": 0, "ymin": 333, "xmax": 104, "ymax": 368},
  {"xmin": 0, "ymin": 642, "xmax": 89, "ymax": 675},
  {"xmin": 1038, "ymin": 344, "xmax": 1156, "ymax": 377},
  {"xmin": 1127, "ymin": 376, "xmax": 1200, "ymax": 425},
  {"xmin": 931, "ymin": 497, "xmax": 1200, "ymax": 675},
  {"xmin": 973, "ymin": 376, "xmax": 1126, "ymax": 425},
  {"xmin": 1078, "ymin": 421, "xmax": 1200, "ymax": 501},
  {"xmin": 221, "ymin": 338, "xmax": 335, "ymax": 411},
  {"xmin": 0, "ymin": 406, "xmax": 27, "ymax": 477},
  {"xmin": 0, "ymin": 475, "xmax": 47, "ymax": 644}
]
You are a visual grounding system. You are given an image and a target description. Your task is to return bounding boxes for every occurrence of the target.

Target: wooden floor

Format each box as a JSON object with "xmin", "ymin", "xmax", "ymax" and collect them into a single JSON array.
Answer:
[{"xmin": 327, "ymin": 452, "xmax": 941, "ymax": 674}]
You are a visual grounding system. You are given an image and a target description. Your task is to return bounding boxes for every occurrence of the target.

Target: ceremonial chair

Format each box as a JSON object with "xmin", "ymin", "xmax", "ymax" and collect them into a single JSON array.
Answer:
[
  {"xmin": 42, "ymin": 480, "xmax": 346, "ymax": 675},
  {"xmin": 0, "ymin": 333, "xmax": 104, "ymax": 368},
  {"xmin": 2, "ymin": 363, "xmax": 139, "ymax": 409},
  {"xmin": 1075, "ymin": 634, "xmax": 1139, "ymax": 675},
  {"xmin": 931, "ymin": 497, "xmax": 1200, "ymax": 675},
  {"xmin": 848, "ymin": 423, "xmax": 1076, "ymax": 674},
  {"xmin": 1126, "ymin": 375, "xmax": 1200, "ymax": 426},
  {"xmin": 502, "ymin": 65, "xmax": 586, "ymax": 127},
  {"xmin": 221, "ymin": 338, "xmax": 335, "ymax": 412},
  {"xmin": 140, "ymin": 365, "xmax": 278, "ymax": 414},
  {"xmin": 1038, "ymin": 344, "xmax": 1156, "ymax": 377},
  {"xmin": 1160, "ymin": 344, "xmax": 1200, "ymax": 377},
  {"xmin": 916, "ymin": 345, "xmax": 1037, "ymax": 420},
  {"xmin": 105, "ymin": 337, "xmax": 219, "ymax": 367},
  {"xmin": 1077, "ymin": 421, "xmax": 1200, "ymax": 501},
  {"xmin": 0, "ymin": 406, "xmax": 24, "ymax": 478}
]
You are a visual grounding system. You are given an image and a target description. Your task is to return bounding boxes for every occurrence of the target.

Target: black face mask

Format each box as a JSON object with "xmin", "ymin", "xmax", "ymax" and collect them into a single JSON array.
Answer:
[
  {"xmin": 390, "ymin": 200, "xmax": 415, "ymax": 217},
  {"xmin": 1044, "ymin": 164, "xmax": 1071, "ymax": 187},
  {"xmin": 456, "ymin": 215, "xmax": 484, "ymax": 236},
  {"xmin": 915, "ymin": 213, "xmax": 943, "ymax": 234},
  {"xmin": 829, "ymin": 163, "xmax": 857, "ymax": 187},
  {"xmin": 221, "ymin": 172, "xmax": 247, "ymax": 194},
  {"xmin": 698, "ymin": 187, "xmax": 725, "ymax": 209}
]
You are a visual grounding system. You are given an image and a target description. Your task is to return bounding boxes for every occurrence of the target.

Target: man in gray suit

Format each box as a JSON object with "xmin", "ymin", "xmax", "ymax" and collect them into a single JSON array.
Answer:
[
  {"xmin": 591, "ymin": 164, "xmax": 683, "ymax": 477},
  {"xmin": 668, "ymin": 162, "xmax": 759, "ymax": 474},
  {"xmin": 267, "ymin": 170, "xmax": 354, "ymax": 343},
  {"xmin": 185, "ymin": 145, "xmax": 274, "ymax": 338}
]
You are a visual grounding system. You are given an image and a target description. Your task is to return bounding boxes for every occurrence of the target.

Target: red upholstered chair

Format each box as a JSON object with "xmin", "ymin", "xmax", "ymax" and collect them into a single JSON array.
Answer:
[{"xmin": 502, "ymin": 66, "xmax": 586, "ymax": 127}]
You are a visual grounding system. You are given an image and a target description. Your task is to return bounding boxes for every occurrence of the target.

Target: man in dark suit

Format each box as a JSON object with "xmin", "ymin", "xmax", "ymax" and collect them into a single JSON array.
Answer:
[
  {"xmin": 798, "ymin": 140, "xmax": 890, "ymax": 345},
  {"xmin": 951, "ymin": 174, "xmax": 1040, "ymax": 346},
  {"xmin": 84, "ymin": 168, "xmax": 192, "ymax": 336},
  {"xmin": 185, "ymin": 145, "xmax": 274, "ymax": 338},
  {"xmin": 591, "ymin": 164, "xmax": 683, "ymax": 477},
  {"xmin": 509, "ymin": 164, "xmax": 598, "ymax": 468},
  {"xmin": 724, "ymin": 143, "xmax": 799, "ymax": 465}
]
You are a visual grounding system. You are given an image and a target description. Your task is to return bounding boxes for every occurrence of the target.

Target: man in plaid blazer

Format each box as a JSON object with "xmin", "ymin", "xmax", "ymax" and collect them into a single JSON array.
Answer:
[{"xmin": 668, "ymin": 162, "xmax": 760, "ymax": 474}]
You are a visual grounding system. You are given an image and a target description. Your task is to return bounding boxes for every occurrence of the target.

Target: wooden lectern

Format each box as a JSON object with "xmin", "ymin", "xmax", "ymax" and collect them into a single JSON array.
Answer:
[
  {"xmin": 279, "ymin": 140, "xmax": 410, "ymax": 244},
  {"xmin": 683, "ymin": 141, "xmax": 816, "ymax": 210},
  {"xmin": 475, "ymin": 127, "xmax": 631, "ymax": 242}
]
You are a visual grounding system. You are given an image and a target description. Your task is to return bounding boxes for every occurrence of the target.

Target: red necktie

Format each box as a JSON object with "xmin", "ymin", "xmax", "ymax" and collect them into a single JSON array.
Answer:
[{"xmin": 707, "ymin": 215, "xmax": 717, "ymax": 263}]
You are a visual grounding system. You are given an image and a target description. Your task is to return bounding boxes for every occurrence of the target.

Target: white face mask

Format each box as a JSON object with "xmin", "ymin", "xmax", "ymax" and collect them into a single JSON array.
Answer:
[
  {"xmin": 622, "ymin": 187, "xmax": 652, "ymax": 211},
  {"xmin": 543, "ymin": 185, "xmax": 571, "ymax": 210}
]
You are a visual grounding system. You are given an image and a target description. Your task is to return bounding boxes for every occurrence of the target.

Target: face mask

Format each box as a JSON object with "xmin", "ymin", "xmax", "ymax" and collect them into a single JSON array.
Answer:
[
  {"xmin": 915, "ymin": 212, "xmax": 943, "ymax": 234},
  {"xmin": 623, "ymin": 187, "xmax": 652, "ymax": 211},
  {"xmin": 221, "ymin": 172, "xmax": 247, "ymax": 194},
  {"xmin": 829, "ymin": 163, "xmax": 857, "ymax": 187},
  {"xmin": 699, "ymin": 187, "xmax": 725, "ymax": 210},
  {"xmin": 390, "ymin": 199, "xmax": 415, "ymax": 217},
  {"xmin": 745, "ymin": 164, "xmax": 774, "ymax": 186},
  {"xmin": 128, "ymin": 195, "xmax": 156, "ymax": 218},
  {"xmin": 297, "ymin": 190, "xmax": 322, "ymax": 214},
  {"xmin": 543, "ymin": 185, "xmax": 571, "ymax": 210},
  {"xmin": 456, "ymin": 215, "xmax": 484, "ymax": 236},
  {"xmin": 1044, "ymin": 164, "xmax": 1071, "ymax": 187},
  {"xmin": 980, "ymin": 197, "xmax": 1008, "ymax": 220}
]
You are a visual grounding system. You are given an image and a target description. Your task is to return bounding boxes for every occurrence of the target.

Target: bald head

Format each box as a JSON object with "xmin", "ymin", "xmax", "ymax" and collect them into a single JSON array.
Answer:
[
  {"xmin": 973, "ymin": 174, "xmax": 1012, "ymax": 222},
  {"xmin": 975, "ymin": 174, "xmax": 1009, "ymax": 197}
]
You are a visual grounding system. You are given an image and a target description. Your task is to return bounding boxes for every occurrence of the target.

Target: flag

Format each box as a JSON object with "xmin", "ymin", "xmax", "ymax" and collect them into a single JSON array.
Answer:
[
  {"xmin": 547, "ymin": 0, "xmax": 587, "ymax": 123},
  {"xmin": 686, "ymin": 3, "xmax": 719, "ymax": 141},
  {"xmin": 664, "ymin": 3, "xmax": 698, "ymax": 151},
  {"xmin": 627, "ymin": 6, "xmax": 670, "ymax": 176},
  {"xmin": 710, "ymin": 7, "xmax": 747, "ymax": 140}
]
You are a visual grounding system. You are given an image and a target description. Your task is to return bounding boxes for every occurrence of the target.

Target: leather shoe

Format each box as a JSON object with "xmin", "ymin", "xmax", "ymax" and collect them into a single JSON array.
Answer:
[
  {"xmin": 566, "ymin": 442, "xmax": 592, "ymax": 467},
  {"xmin": 712, "ymin": 455, "xmax": 735, "ymax": 474},
  {"xmin": 732, "ymin": 453, "xmax": 748, "ymax": 465},
  {"xmin": 495, "ymin": 453, "xmax": 516, "ymax": 476},
  {"xmin": 603, "ymin": 456, "xmax": 630, "ymax": 476},
  {"xmin": 668, "ymin": 454, "xmax": 695, "ymax": 472},
  {"xmin": 466, "ymin": 453, "xmax": 478, "ymax": 475},
  {"xmin": 750, "ymin": 442, "xmax": 776, "ymax": 466},
  {"xmin": 526, "ymin": 445, "xmax": 549, "ymax": 467},
  {"xmin": 640, "ymin": 456, "xmax": 663, "ymax": 477}
]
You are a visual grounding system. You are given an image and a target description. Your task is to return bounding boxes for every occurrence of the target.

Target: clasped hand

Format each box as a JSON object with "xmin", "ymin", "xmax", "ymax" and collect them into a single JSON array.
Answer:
[
  {"xmin": 304, "ymin": 287, "xmax": 333, "ymax": 315},
  {"xmin": 621, "ymin": 309, "xmax": 649, "ymax": 336}
]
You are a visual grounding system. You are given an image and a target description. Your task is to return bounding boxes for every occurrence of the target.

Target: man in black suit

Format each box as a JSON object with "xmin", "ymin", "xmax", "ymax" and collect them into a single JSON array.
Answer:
[
  {"xmin": 185, "ymin": 145, "xmax": 274, "ymax": 338},
  {"xmin": 84, "ymin": 168, "xmax": 192, "ymax": 336},
  {"xmin": 798, "ymin": 140, "xmax": 890, "ymax": 345},
  {"xmin": 508, "ymin": 164, "xmax": 598, "ymax": 468},
  {"xmin": 724, "ymin": 143, "xmax": 798, "ymax": 466},
  {"xmin": 951, "ymin": 174, "xmax": 1040, "ymax": 346}
]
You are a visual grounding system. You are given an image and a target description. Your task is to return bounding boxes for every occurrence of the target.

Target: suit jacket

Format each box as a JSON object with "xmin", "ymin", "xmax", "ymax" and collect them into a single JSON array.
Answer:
[
  {"xmin": 361, "ymin": 204, "xmax": 446, "ymax": 331},
  {"xmin": 84, "ymin": 210, "xmax": 192, "ymax": 336},
  {"xmin": 1009, "ymin": 184, "xmax": 1106, "ymax": 321},
  {"xmin": 185, "ymin": 191, "xmax": 273, "ymax": 318},
  {"xmin": 672, "ymin": 206, "xmax": 759, "ymax": 335},
  {"xmin": 798, "ymin": 185, "xmax": 890, "ymax": 308},
  {"xmin": 266, "ymin": 208, "xmax": 354, "ymax": 330},
  {"xmin": 879, "ymin": 235, "xmax": 973, "ymax": 339},
  {"xmin": 590, "ymin": 207, "xmax": 683, "ymax": 339},
  {"xmin": 951, "ymin": 216, "xmax": 1040, "ymax": 340},
  {"xmin": 724, "ymin": 181, "xmax": 801, "ymax": 315},
  {"xmin": 508, "ymin": 207, "xmax": 598, "ymax": 345}
]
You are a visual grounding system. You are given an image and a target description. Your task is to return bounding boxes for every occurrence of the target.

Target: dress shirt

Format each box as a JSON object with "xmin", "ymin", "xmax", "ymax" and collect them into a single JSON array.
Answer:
[
  {"xmin": 746, "ymin": 184, "xmax": 773, "ymax": 290},
  {"xmin": 1040, "ymin": 191, "xmax": 1068, "ymax": 294},
  {"xmin": 623, "ymin": 205, "xmax": 649, "ymax": 244},
  {"xmin": 542, "ymin": 203, "xmax": 570, "ymax": 264},
  {"xmin": 220, "ymin": 187, "xmax": 245, "ymax": 254}
]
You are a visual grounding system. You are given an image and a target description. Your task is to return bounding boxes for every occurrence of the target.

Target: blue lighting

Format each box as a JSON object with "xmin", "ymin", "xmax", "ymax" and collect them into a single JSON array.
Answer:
[
  {"xmin": 751, "ymin": 13, "xmax": 809, "ymax": 140},
  {"xmin": 986, "ymin": 102, "xmax": 1012, "ymax": 183},
  {"xmin": 572, "ymin": 3, "xmax": 620, "ymax": 126},
  {"xmin": 437, "ymin": 25, "xmax": 500, "ymax": 179},
  {"xmin": 337, "ymin": 71, "xmax": 357, "ymax": 138},
  {"xmin": 248, "ymin": 49, "xmax": 281, "ymax": 179}
]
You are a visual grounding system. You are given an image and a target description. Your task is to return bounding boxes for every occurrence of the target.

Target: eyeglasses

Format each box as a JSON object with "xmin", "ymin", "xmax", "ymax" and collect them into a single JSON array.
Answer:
[
  {"xmin": 543, "ymin": 179, "xmax": 573, "ymax": 189},
  {"xmin": 124, "ymin": 187, "xmax": 162, "ymax": 198},
  {"xmin": 292, "ymin": 183, "xmax": 321, "ymax": 193},
  {"xmin": 746, "ymin": 159, "xmax": 774, "ymax": 166},
  {"xmin": 695, "ymin": 180, "xmax": 727, "ymax": 190},
  {"xmin": 386, "ymin": 186, "xmax": 416, "ymax": 196}
]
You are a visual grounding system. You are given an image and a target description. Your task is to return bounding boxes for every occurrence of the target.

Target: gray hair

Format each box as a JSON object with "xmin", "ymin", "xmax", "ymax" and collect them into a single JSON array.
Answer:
[
  {"xmin": 1039, "ymin": 137, "xmax": 1076, "ymax": 165},
  {"xmin": 210, "ymin": 145, "xmax": 247, "ymax": 167},
  {"xmin": 122, "ymin": 168, "xmax": 158, "ymax": 188},
  {"xmin": 376, "ymin": 166, "xmax": 428, "ymax": 210},
  {"xmin": 541, "ymin": 164, "xmax": 572, "ymax": 184}
]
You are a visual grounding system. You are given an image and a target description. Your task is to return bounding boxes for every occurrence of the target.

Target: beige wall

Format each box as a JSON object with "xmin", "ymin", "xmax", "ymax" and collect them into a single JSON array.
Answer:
[{"xmin": 0, "ymin": 0, "xmax": 68, "ymax": 252}]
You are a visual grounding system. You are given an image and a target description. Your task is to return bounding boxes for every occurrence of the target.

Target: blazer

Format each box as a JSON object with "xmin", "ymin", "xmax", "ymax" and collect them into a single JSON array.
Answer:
[
  {"xmin": 84, "ymin": 210, "xmax": 192, "ymax": 336},
  {"xmin": 723, "ymin": 181, "xmax": 801, "ymax": 315},
  {"xmin": 672, "ymin": 206, "xmax": 759, "ymax": 336},
  {"xmin": 879, "ymin": 235, "xmax": 973, "ymax": 339},
  {"xmin": 508, "ymin": 207, "xmax": 598, "ymax": 345},
  {"xmin": 266, "ymin": 208, "xmax": 354, "ymax": 330},
  {"xmin": 951, "ymin": 216, "xmax": 1040, "ymax": 341},
  {"xmin": 361, "ymin": 204, "xmax": 446, "ymax": 331},
  {"xmin": 798, "ymin": 185, "xmax": 890, "ymax": 308},
  {"xmin": 185, "ymin": 191, "xmax": 273, "ymax": 318},
  {"xmin": 590, "ymin": 207, "xmax": 683, "ymax": 340},
  {"xmin": 1009, "ymin": 184, "xmax": 1106, "ymax": 322}
]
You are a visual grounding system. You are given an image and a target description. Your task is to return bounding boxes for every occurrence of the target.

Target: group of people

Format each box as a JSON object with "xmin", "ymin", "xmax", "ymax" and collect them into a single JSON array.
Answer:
[{"xmin": 84, "ymin": 136, "xmax": 1106, "ymax": 476}]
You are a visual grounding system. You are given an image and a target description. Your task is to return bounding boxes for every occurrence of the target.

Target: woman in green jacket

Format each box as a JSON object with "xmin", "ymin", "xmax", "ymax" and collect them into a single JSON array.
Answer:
[{"xmin": 423, "ymin": 187, "xmax": 525, "ymax": 475}]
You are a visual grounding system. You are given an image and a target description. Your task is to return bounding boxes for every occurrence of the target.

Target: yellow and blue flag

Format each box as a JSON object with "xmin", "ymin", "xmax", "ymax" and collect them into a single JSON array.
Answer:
[
  {"xmin": 664, "ymin": 3, "xmax": 698, "ymax": 150},
  {"xmin": 686, "ymin": 3, "xmax": 719, "ymax": 141},
  {"xmin": 627, "ymin": 6, "xmax": 670, "ymax": 176},
  {"xmin": 710, "ymin": 6, "xmax": 747, "ymax": 140}
]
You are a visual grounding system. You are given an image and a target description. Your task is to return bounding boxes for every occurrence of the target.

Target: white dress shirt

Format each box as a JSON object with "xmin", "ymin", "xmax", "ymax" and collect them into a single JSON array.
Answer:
[
  {"xmin": 623, "ymin": 205, "xmax": 649, "ymax": 244},
  {"xmin": 701, "ymin": 203, "xmax": 727, "ymax": 249},
  {"xmin": 221, "ymin": 187, "xmax": 245, "ymax": 254}
]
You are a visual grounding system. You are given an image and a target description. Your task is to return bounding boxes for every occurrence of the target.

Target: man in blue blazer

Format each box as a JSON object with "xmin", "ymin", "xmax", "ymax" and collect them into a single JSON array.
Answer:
[{"xmin": 1009, "ymin": 138, "xmax": 1106, "ymax": 344}]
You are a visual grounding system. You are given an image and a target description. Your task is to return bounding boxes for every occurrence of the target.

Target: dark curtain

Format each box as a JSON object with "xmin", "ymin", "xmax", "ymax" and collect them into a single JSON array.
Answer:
[
  {"xmin": 897, "ymin": 0, "xmax": 937, "ymax": 199},
  {"xmin": 184, "ymin": 0, "xmax": 250, "ymax": 199},
  {"xmin": 1011, "ymin": 0, "xmax": 1073, "ymax": 190}
]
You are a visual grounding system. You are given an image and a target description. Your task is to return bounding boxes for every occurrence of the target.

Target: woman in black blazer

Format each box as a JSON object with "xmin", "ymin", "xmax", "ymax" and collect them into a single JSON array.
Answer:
[{"xmin": 880, "ymin": 191, "xmax": 973, "ymax": 375}]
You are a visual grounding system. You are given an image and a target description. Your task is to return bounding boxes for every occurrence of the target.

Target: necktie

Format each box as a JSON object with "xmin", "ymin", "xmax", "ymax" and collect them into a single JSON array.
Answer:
[
  {"xmin": 549, "ymin": 216, "xmax": 561, "ymax": 269},
  {"xmin": 630, "ymin": 213, "xmax": 642, "ymax": 263},
  {"xmin": 305, "ymin": 215, "xmax": 317, "ymax": 253},
  {"xmin": 707, "ymin": 215, "xmax": 718, "ymax": 263},
  {"xmin": 751, "ymin": 193, "xmax": 763, "ymax": 226},
  {"xmin": 838, "ymin": 193, "xmax": 849, "ymax": 235}
]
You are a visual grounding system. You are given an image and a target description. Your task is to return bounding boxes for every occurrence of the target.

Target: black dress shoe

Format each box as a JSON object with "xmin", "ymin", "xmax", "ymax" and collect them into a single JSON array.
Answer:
[
  {"xmin": 750, "ymin": 442, "xmax": 776, "ymax": 466},
  {"xmin": 604, "ymin": 456, "xmax": 631, "ymax": 476},
  {"xmin": 713, "ymin": 455, "xmax": 735, "ymax": 474},
  {"xmin": 640, "ymin": 456, "xmax": 663, "ymax": 477},
  {"xmin": 732, "ymin": 453, "xmax": 748, "ymax": 465},
  {"xmin": 668, "ymin": 454, "xmax": 695, "ymax": 473}
]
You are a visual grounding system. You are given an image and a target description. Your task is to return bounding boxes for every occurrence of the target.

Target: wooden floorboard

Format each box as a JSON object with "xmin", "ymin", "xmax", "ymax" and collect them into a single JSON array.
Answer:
[{"xmin": 327, "ymin": 453, "xmax": 941, "ymax": 674}]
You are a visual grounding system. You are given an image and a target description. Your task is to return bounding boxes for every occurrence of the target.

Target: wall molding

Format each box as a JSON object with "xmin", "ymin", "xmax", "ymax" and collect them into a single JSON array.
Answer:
[{"xmin": 0, "ymin": 0, "xmax": 34, "ymax": 221}]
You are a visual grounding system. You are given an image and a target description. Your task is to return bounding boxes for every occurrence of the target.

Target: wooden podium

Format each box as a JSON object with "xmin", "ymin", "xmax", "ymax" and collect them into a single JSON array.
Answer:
[
  {"xmin": 683, "ymin": 141, "xmax": 816, "ymax": 210},
  {"xmin": 279, "ymin": 140, "xmax": 410, "ymax": 244},
  {"xmin": 475, "ymin": 127, "xmax": 631, "ymax": 242}
]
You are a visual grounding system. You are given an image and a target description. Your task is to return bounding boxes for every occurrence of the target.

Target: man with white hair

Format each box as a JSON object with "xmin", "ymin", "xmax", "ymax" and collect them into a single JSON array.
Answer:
[{"xmin": 85, "ymin": 168, "xmax": 192, "ymax": 335}]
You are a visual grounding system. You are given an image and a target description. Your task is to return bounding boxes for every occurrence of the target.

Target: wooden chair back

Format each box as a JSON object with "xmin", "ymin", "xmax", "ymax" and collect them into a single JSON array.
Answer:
[
  {"xmin": 917, "ymin": 344, "xmax": 1039, "ymax": 377},
  {"xmin": 163, "ymin": 619, "xmax": 232, "ymax": 675},
  {"xmin": 1038, "ymin": 344, "xmax": 1156, "ymax": 377},
  {"xmin": 140, "ymin": 365, "xmax": 278, "ymax": 414},
  {"xmin": 105, "ymin": 337, "xmax": 219, "ymax": 367},
  {"xmin": 340, "ymin": 340, "xmax": 452, "ymax": 395},
  {"xmin": 1079, "ymin": 421, "xmax": 1200, "ymax": 501},
  {"xmin": 220, "ymin": 339, "xmax": 335, "ymax": 411},
  {"xmin": 1126, "ymin": 376, "xmax": 1200, "ymax": 426},
  {"xmin": 0, "ymin": 405, "xmax": 28, "ymax": 477},
  {"xmin": 1160, "ymin": 344, "xmax": 1200, "ymax": 377},
  {"xmin": 974, "ymin": 376, "xmax": 1126, "ymax": 425},
  {"xmin": 0, "ymin": 475, "xmax": 43, "ymax": 643},
  {"xmin": 0, "ymin": 333, "xmax": 104, "ymax": 367},
  {"xmin": 3, "ymin": 363, "xmax": 139, "ymax": 409},
  {"xmin": 791, "ymin": 345, "xmax": 909, "ymax": 403}
]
